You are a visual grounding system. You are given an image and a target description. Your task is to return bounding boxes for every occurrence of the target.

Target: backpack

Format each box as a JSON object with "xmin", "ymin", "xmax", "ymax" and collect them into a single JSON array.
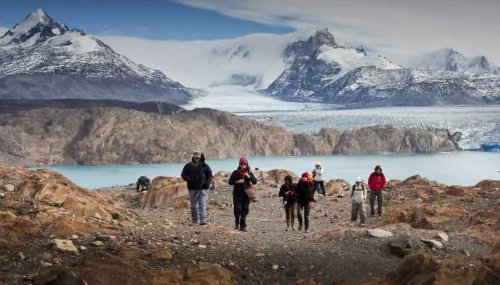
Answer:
[{"xmin": 351, "ymin": 185, "xmax": 365, "ymax": 198}]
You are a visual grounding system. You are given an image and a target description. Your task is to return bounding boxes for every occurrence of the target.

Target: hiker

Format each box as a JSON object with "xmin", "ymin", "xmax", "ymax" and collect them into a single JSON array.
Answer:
[
  {"xmin": 295, "ymin": 172, "xmax": 314, "ymax": 233},
  {"xmin": 279, "ymin": 175, "xmax": 297, "ymax": 231},
  {"xmin": 368, "ymin": 165, "xmax": 387, "ymax": 216},
  {"xmin": 228, "ymin": 157, "xmax": 257, "ymax": 232},
  {"xmin": 136, "ymin": 176, "xmax": 150, "ymax": 192},
  {"xmin": 312, "ymin": 162, "xmax": 326, "ymax": 197},
  {"xmin": 181, "ymin": 151, "xmax": 213, "ymax": 225},
  {"xmin": 351, "ymin": 176, "xmax": 367, "ymax": 226}
]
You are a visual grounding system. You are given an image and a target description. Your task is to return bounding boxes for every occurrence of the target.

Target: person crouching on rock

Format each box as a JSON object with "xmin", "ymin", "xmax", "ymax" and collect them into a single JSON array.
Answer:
[
  {"xmin": 181, "ymin": 151, "xmax": 213, "ymax": 225},
  {"xmin": 295, "ymin": 172, "xmax": 314, "ymax": 233},
  {"xmin": 351, "ymin": 176, "xmax": 367, "ymax": 226},
  {"xmin": 279, "ymin": 175, "xmax": 297, "ymax": 231},
  {"xmin": 136, "ymin": 176, "xmax": 150, "ymax": 192},
  {"xmin": 368, "ymin": 165, "xmax": 387, "ymax": 217},
  {"xmin": 312, "ymin": 162, "xmax": 326, "ymax": 197},
  {"xmin": 229, "ymin": 157, "xmax": 257, "ymax": 232}
]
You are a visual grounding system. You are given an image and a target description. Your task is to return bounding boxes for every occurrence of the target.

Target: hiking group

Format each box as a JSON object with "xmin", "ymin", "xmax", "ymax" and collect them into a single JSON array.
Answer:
[{"xmin": 137, "ymin": 151, "xmax": 387, "ymax": 233}]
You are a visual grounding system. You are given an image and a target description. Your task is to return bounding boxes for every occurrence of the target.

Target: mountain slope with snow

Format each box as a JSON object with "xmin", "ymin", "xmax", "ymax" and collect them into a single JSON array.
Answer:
[
  {"xmin": 409, "ymin": 48, "xmax": 500, "ymax": 75},
  {"xmin": 264, "ymin": 39, "xmax": 500, "ymax": 105},
  {"xmin": 0, "ymin": 8, "xmax": 194, "ymax": 104}
]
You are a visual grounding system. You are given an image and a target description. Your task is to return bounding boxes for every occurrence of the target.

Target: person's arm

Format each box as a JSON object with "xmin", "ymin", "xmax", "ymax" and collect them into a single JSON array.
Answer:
[
  {"xmin": 181, "ymin": 164, "xmax": 190, "ymax": 181},
  {"xmin": 279, "ymin": 185, "xmax": 286, "ymax": 197},
  {"xmin": 136, "ymin": 179, "xmax": 140, "ymax": 191},
  {"xmin": 368, "ymin": 173, "xmax": 374, "ymax": 189},
  {"xmin": 204, "ymin": 164, "xmax": 213, "ymax": 190},
  {"xmin": 228, "ymin": 171, "xmax": 237, "ymax": 185},
  {"xmin": 248, "ymin": 172, "xmax": 257, "ymax": 184}
]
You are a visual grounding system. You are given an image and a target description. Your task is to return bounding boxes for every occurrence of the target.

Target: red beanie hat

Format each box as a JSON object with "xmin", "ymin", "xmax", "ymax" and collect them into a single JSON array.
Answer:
[
  {"xmin": 239, "ymin": 157, "xmax": 248, "ymax": 165},
  {"xmin": 302, "ymin": 172, "xmax": 309, "ymax": 178}
]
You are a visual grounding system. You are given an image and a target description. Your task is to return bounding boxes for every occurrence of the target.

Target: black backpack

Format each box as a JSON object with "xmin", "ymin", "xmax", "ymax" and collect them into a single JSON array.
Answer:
[{"xmin": 351, "ymin": 185, "xmax": 365, "ymax": 198}]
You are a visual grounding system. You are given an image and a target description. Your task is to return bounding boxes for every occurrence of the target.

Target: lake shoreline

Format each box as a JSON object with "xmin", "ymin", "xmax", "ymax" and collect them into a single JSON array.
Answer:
[{"xmin": 25, "ymin": 148, "xmax": 484, "ymax": 169}]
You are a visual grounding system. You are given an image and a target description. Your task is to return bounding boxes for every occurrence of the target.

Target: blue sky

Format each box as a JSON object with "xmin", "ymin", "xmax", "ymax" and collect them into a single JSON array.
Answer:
[{"xmin": 0, "ymin": 0, "xmax": 294, "ymax": 40}]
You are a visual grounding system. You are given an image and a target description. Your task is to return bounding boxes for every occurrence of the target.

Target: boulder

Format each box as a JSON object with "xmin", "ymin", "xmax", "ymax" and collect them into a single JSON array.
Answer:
[
  {"xmin": 475, "ymin": 180, "xmax": 500, "ymax": 191},
  {"xmin": 421, "ymin": 239, "xmax": 443, "ymax": 249},
  {"xmin": 1, "ymin": 184, "xmax": 14, "ymax": 192},
  {"xmin": 385, "ymin": 254, "xmax": 500, "ymax": 285},
  {"xmin": 150, "ymin": 249, "xmax": 173, "ymax": 261},
  {"xmin": 43, "ymin": 268, "xmax": 88, "ymax": 285},
  {"xmin": 368, "ymin": 229, "xmax": 393, "ymax": 238},
  {"xmin": 389, "ymin": 237, "xmax": 430, "ymax": 257},
  {"xmin": 52, "ymin": 239, "xmax": 78, "ymax": 253},
  {"xmin": 140, "ymin": 176, "xmax": 187, "ymax": 209},
  {"xmin": 325, "ymin": 179, "xmax": 351, "ymax": 196}
]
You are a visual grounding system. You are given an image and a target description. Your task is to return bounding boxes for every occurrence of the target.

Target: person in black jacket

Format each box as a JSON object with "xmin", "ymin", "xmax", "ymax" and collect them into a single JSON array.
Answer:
[
  {"xmin": 279, "ymin": 175, "xmax": 297, "ymax": 231},
  {"xmin": 295, "ymin": 172, "xmax": 314, "ymax": 233},
  {"xmin": 228, "ymin": 157, "xmax": 257, "ymax": 232},
  {"xmin": 136, "ymin": 176, "xmax": 150, "ymax": 192},
  {"xmin": 181, "ymin": 151, "xmax": 213, "ymax": 225}
]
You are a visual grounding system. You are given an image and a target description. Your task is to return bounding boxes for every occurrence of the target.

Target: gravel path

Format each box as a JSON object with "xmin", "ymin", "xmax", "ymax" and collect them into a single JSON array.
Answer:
[{"xmin": 99, "ymin": 185, "xmax": 404, "ymax": 284}]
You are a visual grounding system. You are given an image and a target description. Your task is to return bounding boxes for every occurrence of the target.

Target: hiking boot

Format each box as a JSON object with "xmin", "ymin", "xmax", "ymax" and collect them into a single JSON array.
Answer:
[
  {"xmin": 298, "ymin": 224, "xmax": 302, "ymax": 231},
  {"xmin": 360, "ymin": 223, "xmax": 366, "ymax": 227},
  {"xmin": 239, "ymin": 227, "xmax": 247, "ymax": 232},
  {"xmin": 234, "ymin": 225, "xmax": 239, "ymax": 230},
  {"xmin": 305, "ymin": 229, "xmax": 309, "ymax": 233},
  {"xmin": 200, "ymin": 222, "xmax": 207, "ymax": 226},
  {"xmin": 378, "ymin": 213, "xmax": 383, "ymax": 217}
]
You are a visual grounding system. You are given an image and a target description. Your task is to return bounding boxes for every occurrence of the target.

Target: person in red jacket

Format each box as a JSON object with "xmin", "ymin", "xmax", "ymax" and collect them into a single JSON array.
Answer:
[{"xmin": 368, "ymin": 165, "xmax": 387, "ymax": 216}]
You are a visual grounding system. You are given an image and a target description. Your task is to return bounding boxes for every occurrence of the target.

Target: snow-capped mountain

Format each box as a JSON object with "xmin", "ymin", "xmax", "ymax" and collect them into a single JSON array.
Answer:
[
  {"xmin": 0, "ymin": 8, "xmax": 194, "ymax": 104},
  {"xmin": 266, "ymin": 29, "xmax": 402, "ymax": 101},
  {"xmin": 409, "ymin": 48, "xmax": 500, "ymax": 75},
  {"xmin": 264, "ymin": 35, "xmax": 500, "ymax": 105}
]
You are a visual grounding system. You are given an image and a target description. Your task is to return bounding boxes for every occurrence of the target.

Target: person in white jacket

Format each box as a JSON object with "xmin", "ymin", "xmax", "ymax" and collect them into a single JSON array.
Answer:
[
  {"xmin": 312, "ymin": 162, "xmax": 326, "ymax": 197},
  {"xmin": 350, "ymin": 176, "xmax": 367, "ymax": 226}
]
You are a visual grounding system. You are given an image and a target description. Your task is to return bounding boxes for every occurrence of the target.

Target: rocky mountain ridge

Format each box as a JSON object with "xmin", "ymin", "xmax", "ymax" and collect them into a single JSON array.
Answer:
[
  {"xmin": 0, "ymin": 8, "xmax": 195, "ymax": 104},
  {"xmin": 0, "ymin": 106, "xmax": 460, "ymax": 167}
]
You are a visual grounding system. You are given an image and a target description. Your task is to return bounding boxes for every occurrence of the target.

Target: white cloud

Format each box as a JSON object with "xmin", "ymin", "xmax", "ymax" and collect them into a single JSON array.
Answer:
[{"xmin": 172, "ymin": 0, "xmax": 500, "ymax": 65}]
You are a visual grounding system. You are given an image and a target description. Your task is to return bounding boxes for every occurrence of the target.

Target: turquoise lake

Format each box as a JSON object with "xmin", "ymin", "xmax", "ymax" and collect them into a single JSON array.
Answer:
[{"xmin": 30, "ymin": 152, "xmax": 500, "ymax": 189}]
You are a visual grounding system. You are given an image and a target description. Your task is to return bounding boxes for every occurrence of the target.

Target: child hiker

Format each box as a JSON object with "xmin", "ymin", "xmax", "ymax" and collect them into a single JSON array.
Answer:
[{"xmin": 350, "ymin": 176, "xmax": 367, "ymax": 226}]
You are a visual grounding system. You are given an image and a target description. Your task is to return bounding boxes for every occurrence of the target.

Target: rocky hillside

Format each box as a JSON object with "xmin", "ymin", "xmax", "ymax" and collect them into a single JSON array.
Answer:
[
  {"xmin": 0, "ymin": 99, "xmax": 184, "ymax": 115},
  {"xmin": 1, "ymin": 165, "xmax": 499, "ymax": 284},
  {"xmin": 0, "ymin": 106, "xmax": 459, "ymax": 167}
]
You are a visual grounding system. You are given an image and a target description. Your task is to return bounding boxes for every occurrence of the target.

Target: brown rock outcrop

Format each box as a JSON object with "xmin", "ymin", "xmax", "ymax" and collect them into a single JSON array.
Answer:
[
  {"xmin": 0, "ymin": 107, "xmax": 459, "ymax": 167},
  {"xmin": 36, "ymin": 251, "xmax": 234, "ymax": 285},
  {"xmin": 140, "ymin": 176, "xmax": 187, "ymax": 209}
]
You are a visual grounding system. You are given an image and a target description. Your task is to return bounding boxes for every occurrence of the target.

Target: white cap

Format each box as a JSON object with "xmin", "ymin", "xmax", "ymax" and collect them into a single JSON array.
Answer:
[{"xmin": 356, "ymin": 176, "xmax": 362, "ymax": 182}]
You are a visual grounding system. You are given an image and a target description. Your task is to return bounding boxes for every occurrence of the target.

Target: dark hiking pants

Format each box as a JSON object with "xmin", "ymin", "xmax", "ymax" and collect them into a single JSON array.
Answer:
[
  {"xmin": 297, "ymin": 203, "xmax": 310, "ymax": 230},
  {"xmin": 233, "ymin": 194, "xmax": 250, "ymax": 229},
  {"xmin": 369, "ymin": 190, "xmax": 384, "ymax": 215},
  {"xmin": 312, "ymin": 180, "xmax": 326, "ymax": 196}
]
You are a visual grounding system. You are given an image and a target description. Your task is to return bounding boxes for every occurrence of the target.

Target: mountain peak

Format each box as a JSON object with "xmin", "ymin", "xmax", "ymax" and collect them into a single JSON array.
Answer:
[
  {"xmin": 28, "ymin": 8, "xmax": 50, "ymax": 22},
  {"xmin": 283, "ymin": 28, "xmax": 338, "ymax": 59},
  {"xmin": 0, "ymin": 8, "xmax": 69, "ymax": 47},
  {"xmin": 410, "ymin": 48, "xmax": 500, "ymax": 75}
]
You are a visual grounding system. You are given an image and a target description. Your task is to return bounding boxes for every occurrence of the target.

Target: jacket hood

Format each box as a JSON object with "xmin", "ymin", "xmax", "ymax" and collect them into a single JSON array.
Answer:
[{"xmin": 315, "ymin": 162, "xmax": 322, "ymax": 167}]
